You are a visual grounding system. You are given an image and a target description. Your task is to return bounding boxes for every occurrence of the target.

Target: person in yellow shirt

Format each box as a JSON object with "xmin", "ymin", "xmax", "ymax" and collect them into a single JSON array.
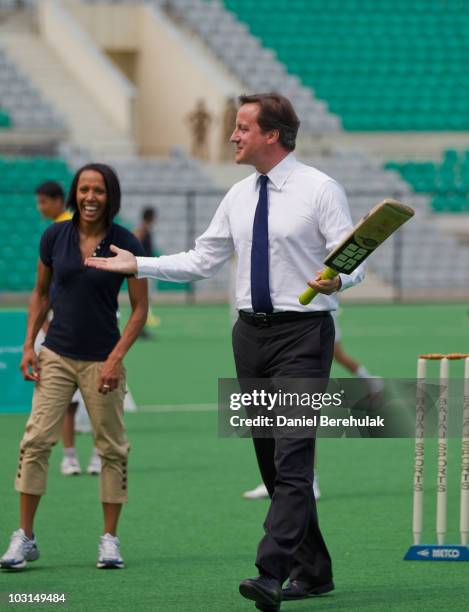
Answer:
[
  {"xmin": 34, "ymin": 181, "xmax": 100, "ymax": 476},
  {"xmin": 36, "ymin": 182, "xmax": 72, "ymax": 223}
]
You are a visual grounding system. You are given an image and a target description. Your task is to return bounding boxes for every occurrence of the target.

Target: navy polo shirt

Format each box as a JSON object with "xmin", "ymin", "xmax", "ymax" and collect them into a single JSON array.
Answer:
[{"xmin": 39, "ymin": 219, "xmax": 144, "ymax": 361}]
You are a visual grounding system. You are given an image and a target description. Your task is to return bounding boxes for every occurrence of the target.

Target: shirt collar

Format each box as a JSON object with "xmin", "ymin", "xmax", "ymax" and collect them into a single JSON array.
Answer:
[{"xmin": 256, "ymin": 152, "xmax": 297, "ymax": 191}]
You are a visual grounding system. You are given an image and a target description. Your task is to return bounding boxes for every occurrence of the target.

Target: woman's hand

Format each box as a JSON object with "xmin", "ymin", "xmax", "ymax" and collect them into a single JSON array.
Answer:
[
  {"xmin": 99, "ymin": 356, "xmax": 124, "ymax": 394},
  {"xmin": 20, "ymin": 346, "xmax": 40, "ymax": 382}
]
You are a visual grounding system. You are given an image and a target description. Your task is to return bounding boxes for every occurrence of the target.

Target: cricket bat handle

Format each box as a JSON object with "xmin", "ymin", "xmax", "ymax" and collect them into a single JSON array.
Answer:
[{"xmin": 298, "ymin": 267, "xmax": 338, "ymax": 305}]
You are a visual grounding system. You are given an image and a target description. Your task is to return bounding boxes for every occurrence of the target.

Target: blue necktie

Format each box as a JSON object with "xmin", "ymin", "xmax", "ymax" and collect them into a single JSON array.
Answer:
[{"xmin": 251, "ymin": 175, "xmax": 273, "ymax": 313}]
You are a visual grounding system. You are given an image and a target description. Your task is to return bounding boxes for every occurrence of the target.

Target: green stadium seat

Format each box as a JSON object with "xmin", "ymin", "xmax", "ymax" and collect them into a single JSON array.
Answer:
[
  {"xmin": 389, "ymin": 149, "xmax": 469, "ymax": 214},
  {"xmin": 224, "ymin": 0, "xmax": 469, "ymax": 131},
  {"xmin": 0, "ymin": 110, "xmax": 12, "ymax": 128},
  {"xmin": 0, "ymin": 156, "xmax": 73, "ymax": 292}
]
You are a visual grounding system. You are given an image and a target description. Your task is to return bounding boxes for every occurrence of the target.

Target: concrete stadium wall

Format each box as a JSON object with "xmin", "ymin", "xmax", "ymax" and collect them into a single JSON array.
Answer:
[
  {"xmin": 61, "ymin": 1, "xmax": 242, "ymax": 159},
  {"xmin": 137, "ymin": 4, "xmax": 240, "ymax": 158},
  {"xmin": 39, "ymin": 0, "xmax": 137, "ymax": 136}
]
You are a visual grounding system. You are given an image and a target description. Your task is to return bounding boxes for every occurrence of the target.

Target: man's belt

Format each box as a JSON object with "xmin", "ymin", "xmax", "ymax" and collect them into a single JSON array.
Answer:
[{"xmin": 238, "ymin": 310, "xmax": 330, "ymax": 327}]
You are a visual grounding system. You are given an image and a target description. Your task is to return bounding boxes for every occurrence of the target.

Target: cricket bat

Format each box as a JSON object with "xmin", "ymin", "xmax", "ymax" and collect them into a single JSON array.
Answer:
[{"xmin": 298, "ymin": 199, "xmax": 415, "ymax": 305}]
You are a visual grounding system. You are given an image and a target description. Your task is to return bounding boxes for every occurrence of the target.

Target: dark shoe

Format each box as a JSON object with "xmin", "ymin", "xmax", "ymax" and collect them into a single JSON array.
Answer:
[
  {"xmin": 282, "ymin": 579, "xmax": 334, "ymax": 600},
  {"xmin": 239, "ymin": 575, "xmax": 282, "ymax": 611}
]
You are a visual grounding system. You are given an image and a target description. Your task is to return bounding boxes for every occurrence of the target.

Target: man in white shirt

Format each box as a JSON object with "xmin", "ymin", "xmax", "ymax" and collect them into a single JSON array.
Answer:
[{"xmin": 86, "ymin": 93, "xmax": 364, "ymax": 610}]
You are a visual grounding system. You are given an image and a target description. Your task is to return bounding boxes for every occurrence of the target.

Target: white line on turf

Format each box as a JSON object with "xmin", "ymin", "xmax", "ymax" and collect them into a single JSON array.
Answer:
[{"xmin": 137, "ymin": 404, "xmax": 218, "ymax": 413}]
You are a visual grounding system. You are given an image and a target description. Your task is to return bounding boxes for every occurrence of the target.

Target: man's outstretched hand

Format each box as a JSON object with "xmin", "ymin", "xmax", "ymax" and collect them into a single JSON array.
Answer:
[{"xmin": 85, "ymin": 245, "xmax": 138, "ymax": 275}]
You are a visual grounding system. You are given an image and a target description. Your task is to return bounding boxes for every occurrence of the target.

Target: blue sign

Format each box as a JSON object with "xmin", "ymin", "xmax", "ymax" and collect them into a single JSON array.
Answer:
[
  {"xmin": 404, "ymin": 544, "xmax": 469, "ymax": 561},
  {"xmin": 0, "ymin": 310, "xmax": 33, "ymax": 413}
]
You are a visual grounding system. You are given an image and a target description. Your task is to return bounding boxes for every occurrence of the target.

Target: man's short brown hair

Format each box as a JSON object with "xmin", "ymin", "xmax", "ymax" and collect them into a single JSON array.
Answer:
[{"xmin": 238, "ymin": 92, "xmax": 300, "ymax": 151}]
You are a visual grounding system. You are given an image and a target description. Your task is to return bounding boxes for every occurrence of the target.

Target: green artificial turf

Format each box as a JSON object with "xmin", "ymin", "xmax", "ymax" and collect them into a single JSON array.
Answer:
[
  {"xmin": 122, "ymin": 303, "xmax": 469, "ymax": 407},
  {"xmin": 1, "ymin": 303, "xmax": 469, "ymax": 611}
]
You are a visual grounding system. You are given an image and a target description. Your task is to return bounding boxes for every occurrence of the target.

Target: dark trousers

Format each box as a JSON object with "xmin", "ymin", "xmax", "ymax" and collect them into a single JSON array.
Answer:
[{"xmin": 232, "ymin": 314, "xmax": 335, "ymax": 584}]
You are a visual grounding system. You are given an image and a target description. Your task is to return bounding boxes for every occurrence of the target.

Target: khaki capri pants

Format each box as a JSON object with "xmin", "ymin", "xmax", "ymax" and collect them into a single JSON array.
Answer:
[{"xmin": 15, "ymin": 347, "xmax": 129, "ymax": 503}]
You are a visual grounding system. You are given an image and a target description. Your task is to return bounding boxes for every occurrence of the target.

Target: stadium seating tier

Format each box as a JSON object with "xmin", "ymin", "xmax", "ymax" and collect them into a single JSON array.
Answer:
[
  {"xmin": 386, "ymin": 150, "xmax": 469, "ymax": 213},
  {"xmin": 0, "ymin": 109, "xmax": 11, "ymax": 127},
  {"xmin": 223, "ymin": 0, "xmax": 469, "ymax": 131},
  {"xmin": 0, "ymin": 157, "xmax": 73, "ymax": 291}
]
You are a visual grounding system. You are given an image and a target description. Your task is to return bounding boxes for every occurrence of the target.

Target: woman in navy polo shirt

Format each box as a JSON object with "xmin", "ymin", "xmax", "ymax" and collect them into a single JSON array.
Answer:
[{"xmin": 0, "ymin": 163, "xmax": 148, "ymax": 571}]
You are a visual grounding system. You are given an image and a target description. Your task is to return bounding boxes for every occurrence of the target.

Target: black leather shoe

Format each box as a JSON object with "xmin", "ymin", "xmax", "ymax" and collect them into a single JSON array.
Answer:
[
  {"xmin": 239, "ymin": 575, "xmax": 282, "ymax": 611},
  {"xmin": 282, "ymin": 579, "xmax": 334, "ymax": 600}
]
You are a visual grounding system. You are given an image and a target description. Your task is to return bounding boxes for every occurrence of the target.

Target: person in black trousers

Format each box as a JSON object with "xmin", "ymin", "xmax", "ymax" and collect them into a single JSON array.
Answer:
[
  {"xmin": 85, "ymin": 92, "xmax": 365, "ymax": 610},
  {"xmin": 232, "ymin": 311, "xmax": 335, "ymax": 604}
]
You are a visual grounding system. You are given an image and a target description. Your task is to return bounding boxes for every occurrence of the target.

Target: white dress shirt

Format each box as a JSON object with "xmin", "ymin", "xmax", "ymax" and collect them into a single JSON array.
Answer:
[{"xmin": 136, "ymin": 153, "xmax": 365, "ymax": 312}]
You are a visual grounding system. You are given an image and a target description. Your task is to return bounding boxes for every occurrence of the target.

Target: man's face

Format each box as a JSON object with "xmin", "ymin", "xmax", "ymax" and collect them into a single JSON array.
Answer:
[
  {"xmin": 230, "ymin": 103, "xmax": 271, "ymax": 166},
  {"xmin": 36, "ymin": 195, "xmax": 63, "ymax": 220}
]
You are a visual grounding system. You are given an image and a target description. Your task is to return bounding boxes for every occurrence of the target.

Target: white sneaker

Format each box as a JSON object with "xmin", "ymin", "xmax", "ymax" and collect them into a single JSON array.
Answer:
[
  {"xmin": 60, "ymin": 455, "xmax": 81, "ymax": 476},
  {"xmin": 313, "ymin": 472, "xmax": 321, "ymax": 501},
  {"xmin": 87, "ymin": 452, "xmax": 101, "ymax": 475},
  {"xmin": 0, "ymin": 529, "xmax": 40, "ymax": 570},
  {"xmin": 97, "ymin": 533, "xmax": 124, "ymax": 569},
  {"xmin": 243, "ymin": 483, "xmax": 269, "ymax": 500}
]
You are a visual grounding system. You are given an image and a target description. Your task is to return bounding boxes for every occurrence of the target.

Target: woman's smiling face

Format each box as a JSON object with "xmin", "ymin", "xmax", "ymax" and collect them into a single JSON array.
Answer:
[{"xmin": 76, "ymin": 170, "xmax": 108, "ymax": 225}]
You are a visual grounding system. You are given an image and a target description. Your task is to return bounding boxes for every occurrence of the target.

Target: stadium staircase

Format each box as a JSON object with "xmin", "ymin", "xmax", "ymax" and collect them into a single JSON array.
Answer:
[
  {"xmin": 0, "ymin": 13, "xmax": 136, "ymax": 156},
  {"xmin": 0, "ymin": 46, "xmax": 65, "ymax": 132}
]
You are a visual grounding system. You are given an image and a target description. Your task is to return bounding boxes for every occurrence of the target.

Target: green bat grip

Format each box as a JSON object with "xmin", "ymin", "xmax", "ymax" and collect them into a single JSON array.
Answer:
[{"xmin": 298, "ymin": 267, "xmax": 338, "ymax": 305}]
